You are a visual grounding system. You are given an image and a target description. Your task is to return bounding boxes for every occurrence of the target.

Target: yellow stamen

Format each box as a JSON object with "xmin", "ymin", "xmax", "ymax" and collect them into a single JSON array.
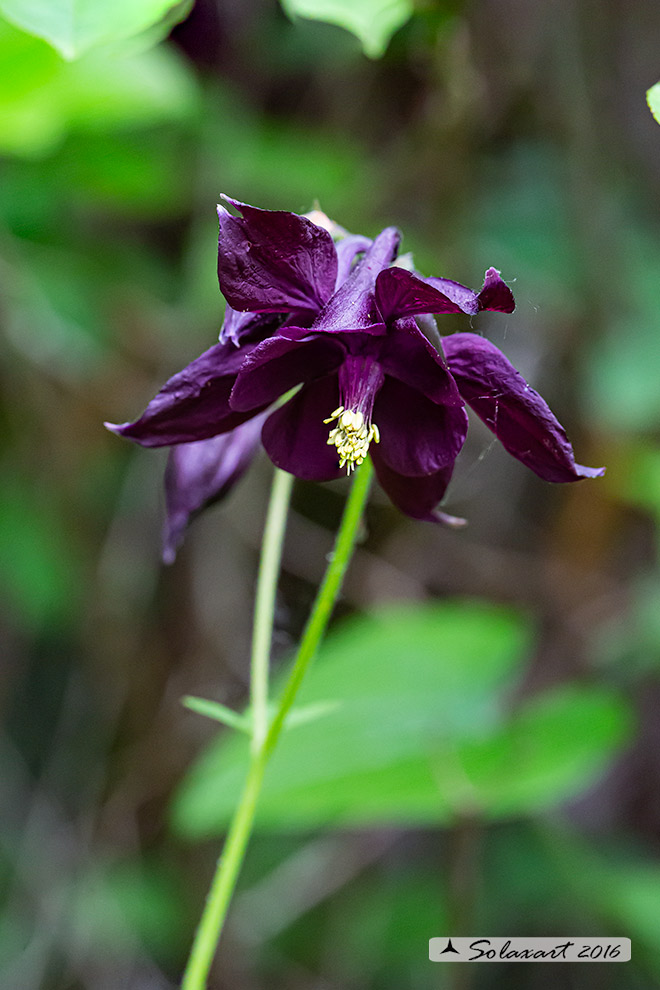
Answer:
[{"xmin": 324, "ymin": 405, "xmax": 380, "ymax": 474}]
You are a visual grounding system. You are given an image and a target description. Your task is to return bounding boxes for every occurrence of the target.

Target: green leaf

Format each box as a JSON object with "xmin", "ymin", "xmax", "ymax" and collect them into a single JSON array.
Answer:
[
  {"xmin": 280, "ymin": 0, "xmax": 412, "ymax": 58},
  {"xmin": 182, "ymin": 697, "xmax": 250, "ymax": 732},
  {"xmin": 449, "ymin": 685, "xmax": 633, "ymax": 817},
  {"xmin": 173, "ymin": 602, "xmax": 632, "ymax": 836},
  {"xmin": 172, "ymin": 601, "xmax": 533, "ymax": 835},
  {"xmin": 541, "ymin": 830, "xmax": 660, "ymax": 973},
  {"xmin": 0, "ymin": 19, "xmax": 198, "ymax": 158},
  {"xmin": 647, "ymin": 83, "xmax": 660, "ymax": 124},
  {"xmin": 0, "ymin": 0, "xmax": 189, "ymax": 59}
]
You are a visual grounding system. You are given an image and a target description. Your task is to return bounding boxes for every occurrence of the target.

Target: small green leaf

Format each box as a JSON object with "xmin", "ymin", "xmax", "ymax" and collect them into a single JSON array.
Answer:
[
  {"xmin": 280, "ymin": 0, "xmax": 413, "ymax": 58},
  {"xmin": 647, "ymin": 83, "xmax": 660, "ymax": 124},
  {"xmin": 0, "ymin": 0, "xmax": 189, "ymax": 59},
  {"xmin": 182, "ymin": 697, "xmax": 250, "ymax": 733},
  {"xmin": 284, "ymin": 700, "xmax": 341, "ymax": 728}
]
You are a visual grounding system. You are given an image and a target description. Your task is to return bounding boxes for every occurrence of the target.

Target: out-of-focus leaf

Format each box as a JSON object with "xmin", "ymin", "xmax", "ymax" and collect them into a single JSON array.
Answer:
[
  {"xmin": 0, "ymin": 19, "xmax": 198, "ymax": 157},
  {"xmin": 54, "ymin": 130, "xmax": 194, "ymax": 215},
  {"xmin": 448, "ymin": 685, "xmax": 632, "ymax": 817},
  {"xmin": 543, "ymin": 831, "xmax": 660, "ymax": 975},
  {"xmin": 0, "ymin": 0, "xmax": 188, "ymax": 59},
  {"xmin": 172, "ymin": 602, "xmax": 528, "ymax": 835},
  {"xmin": 647, "ymin": 83, "xmax": 660, "ymax": 124},
  {"xmin": 280, "ymin": 0, "xmax": 412, "ymax": 58},
  {"xmin": 173, "ymin": 602, "xmax": 631, "ymax": 836}
]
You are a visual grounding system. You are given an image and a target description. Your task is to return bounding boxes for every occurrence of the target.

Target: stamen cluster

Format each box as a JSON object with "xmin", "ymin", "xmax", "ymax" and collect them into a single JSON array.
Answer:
[{"xmin": 324, "ymin": 406, "xmax": 380, "ymax": 474}]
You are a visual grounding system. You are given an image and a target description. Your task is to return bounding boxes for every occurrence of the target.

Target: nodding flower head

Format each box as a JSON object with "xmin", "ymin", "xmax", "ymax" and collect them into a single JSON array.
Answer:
[{"xmin": 106, "ymin": 196, "xmax": 604, "ymax": 536}]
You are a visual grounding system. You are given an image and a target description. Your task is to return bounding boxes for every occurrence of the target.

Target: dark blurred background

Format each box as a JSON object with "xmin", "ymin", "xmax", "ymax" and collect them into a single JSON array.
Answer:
[{"xmin": 2, "ymin": 0, "xmax": 660, "ymax": 987}]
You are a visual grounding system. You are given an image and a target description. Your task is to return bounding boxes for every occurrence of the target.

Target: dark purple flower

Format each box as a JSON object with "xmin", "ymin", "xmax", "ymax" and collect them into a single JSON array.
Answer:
[
  {"xmin": 162, "ymin": 414, "xmax": 266, "ymax": 564},
  {"xmin": 106, "ymin": 199, "xmax": 372, "ymax": 557},
  {"xmin": 106, "ymin": 198, "xmax": 603, "ymax": 528},
  {"xmin": 229, "ymin": 229, "xmax": 602, "ymax": 519}
]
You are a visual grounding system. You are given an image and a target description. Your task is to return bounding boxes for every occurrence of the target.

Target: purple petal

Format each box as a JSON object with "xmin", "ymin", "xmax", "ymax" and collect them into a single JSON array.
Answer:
[
  {"xmin": 424, "ymin": 276, "xmax": 480, "ymax": 314},
  {"xmin": 371, "ymin": 450, "xmax": 466, "ymax": 524},
  {"xmin": 219, "ymin": 306, "xmax": 283, "ymax": 346},
  {"xmin": 476, "ymin": 267, "xmax": 516, "ymax": 313},
  {"xmin": 217, "ymin": 196, "xmax": 338, "ymax": 314},
  {"xmin": 261, "ymin": 376, "xmax": 345, "ymax": 481},
  {"xmin": 442, "ymin": 333, "xmax": 605, "ymax": 482},
  {"xmin": 230, "ymin": 334, "xmax": 345, "ymax": 412},
  {"xmin": 426, "ymin": 268, "xmax": 515, "ymax": 314},
  {"xmin": 311, "ymin": 226, "xmax": 400, "ymax": 335},
  {"xmin": 105, "ymin": 341, "xmax": 258, "ymax": 448},
  {"xmin": 377, "ymin": 266, "xmax": 515, "ymax": 319},
  {"xmin": 375, "ymin": 268, "xmax": 467, "ymax": 320},
  {"xmin": 377, "ymin": 318, "xmax": 464, "ymax": 406},
  {"xmin": 373, "ymin": 377, "xmax": 469, "ymax": 476},
  {"xmin": 162, "ymin": 415, "xmax": 265, "ymax": 564},
  {"xmin": 334, "ymin": 234, "xmax": 372, "ymax": 288}
]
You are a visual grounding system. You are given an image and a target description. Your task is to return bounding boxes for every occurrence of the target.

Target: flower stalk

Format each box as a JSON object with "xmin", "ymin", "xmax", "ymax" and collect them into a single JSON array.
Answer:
[
  {"xmin": 181, "ymin": 458, "xmax": 373, "ymax": 990},
  {"xmin": 250, "ymin": 467, "xmax": 295, "ymax": 753}
]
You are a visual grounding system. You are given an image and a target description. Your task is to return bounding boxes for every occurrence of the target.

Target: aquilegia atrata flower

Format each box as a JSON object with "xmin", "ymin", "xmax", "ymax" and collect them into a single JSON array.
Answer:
[
  {"xmin": 106, "ymin": 197, "xmax": 603, "ymax": 549},
  {"xmin": 111, "ymin": 200, "xmax": 375, "ymax": 559},
  {"xmin": 228, "ymin": 226, "xmax": 602, "ymax": 520}
]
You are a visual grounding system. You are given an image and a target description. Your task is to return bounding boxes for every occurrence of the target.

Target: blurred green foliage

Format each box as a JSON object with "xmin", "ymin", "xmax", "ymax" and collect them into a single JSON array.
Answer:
[
  {"xmin": 280, "ymin": 0, "xmax": 413, "ymax": 57},
  {"xmin": 0, "ymin": 0, "xmax": 190, "ymax": 58},
  {"xmin": 648, "ymin": 83, "xmax": 660, "ymax": 125},
  {"xmin": 174, "ymin": 602, "xmax": 631, "ymax": 833}
]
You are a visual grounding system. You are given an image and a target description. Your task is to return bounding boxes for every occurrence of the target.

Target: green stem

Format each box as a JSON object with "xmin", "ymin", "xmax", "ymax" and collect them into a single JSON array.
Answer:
[
  {"xmin": 181, "ymin": 459, "xmax": 373, "ymax": 990},
  {"xmin": 263, "ymin": 458, "xmax": 373, "ymax": 758},
  {"xmin": 250, "ymin": 468, "xmax": 294, "ymax": 753}
]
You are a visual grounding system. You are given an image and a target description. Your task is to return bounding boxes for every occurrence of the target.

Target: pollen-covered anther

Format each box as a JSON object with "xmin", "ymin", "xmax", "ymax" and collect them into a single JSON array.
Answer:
[{"xmin": 323, "ymin": 405, "xmax": 380, "ymax": 474}]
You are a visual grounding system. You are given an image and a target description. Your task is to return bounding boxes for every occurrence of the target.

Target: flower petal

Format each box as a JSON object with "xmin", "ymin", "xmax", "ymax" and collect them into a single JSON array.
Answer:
[
  {"xmin": 371, "ymin": 450, "xmax": 465, "ymax": 524},
  {"xmin": 442, "ymin": 333, "xmax": 605, "ymax": 482},
  {"xmin": 427, "ymin": 268, "xmax": 515, "ymax": 315},
  {"xmin": 373, "ymin": 377, "xmax": 468, "ymax": 476},
  {"xmin": 217, "ymin": 196, "xmax": 338, "ymax": 314},
  {"xmin": 162, "ymin": 415, "xmax": 265, "ymax": 564},
  {"xmin": 311, "ymin": 226, "xmax": 400, "ymax": 335},
  {"xmin": 476, "ymin": 267, "xmax": 516, "ymax": 313},
  {"xmin": 261, "ymin": 376, "xmax": 345, "ymax": 481},
  {"xmin": 230, "ymin": 334, "xmax": 345, "ymax": 412},
  {"xmin": 375, "ymin": 267, "xmax": 467, "ymax": 320},
  {"xmin": 105, "ymin": 341, "xmax": 257, "ymax": 447},
  {"xmin": 334, "ymin": 234, "xmax": 372, "ymax": 288},
  {"xmin": 377, "ymin": 267, "xmax": 515, "ymax": 320},
  {"xmin": 377, "ymin": 317, "xmax": 464, "ymax": 406},
  {"xmin": 219, "ymin": 305, "xmax": 285, "ymax": 346}
]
